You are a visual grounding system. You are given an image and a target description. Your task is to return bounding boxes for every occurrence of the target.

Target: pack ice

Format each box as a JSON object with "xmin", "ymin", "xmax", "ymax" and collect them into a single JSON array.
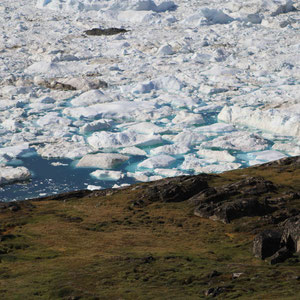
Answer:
[{"xmin": 0, "ymin": 0, "xmax": 299, "ymax": 200}]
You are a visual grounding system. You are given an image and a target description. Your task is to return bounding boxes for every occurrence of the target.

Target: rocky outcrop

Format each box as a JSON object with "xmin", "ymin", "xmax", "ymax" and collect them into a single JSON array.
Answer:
[
  {"xmin": 281, "ymin": 215, "xmax": 300, "ymax": 253},
  {"xmin": 253, "ymin": 229, "xmax": 283, "ymax": 260},
  {"xmin": 253, "ymin": 215, "xmax": 300, "ymax": 263},
  {"xmin": 195, "ymin": 197, "xmax": 270, "ymax": 224},
  {"xmin": 190, "ymin": 177, "xmax": 276, "ymax": 223},
  {"xmin": 138, "ymin": 174, "xmax": 212, "ymax": 204},
  {"xmin": 84, "ymin": 28, "xmax": 128, "ymax": 36}
]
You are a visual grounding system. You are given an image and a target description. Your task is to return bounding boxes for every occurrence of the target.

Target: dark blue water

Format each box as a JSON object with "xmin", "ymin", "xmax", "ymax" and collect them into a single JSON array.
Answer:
[{"xmin": 0, "ymin": 155, "xmax": 136, "ymax": 202}]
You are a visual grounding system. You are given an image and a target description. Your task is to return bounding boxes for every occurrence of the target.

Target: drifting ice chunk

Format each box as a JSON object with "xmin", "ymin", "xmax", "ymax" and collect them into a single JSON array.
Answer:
[
  {"xmin": 87, "ymin": 185, "xmax": 102, "ymax": 191},
  {"xmin": 77, "ymin": 153, "xmax": 129, "ymax": 169},
  {"xmin": 91, "ymin": 170, "xmax": 124, "ymax": 180},
  {"xmin": 248, "ymin": 150, "xmax": 287, "ymax": 166},
  {"xmin": 150, "ymin": 144, "xmax": 190, "ymax": 155},
  {"xmin": 36, "ymin": 140, "xmax": 93, "ymax": 159},
  {"xmin": 132, "ymin": 76, "xmax": 184, "ymax": 94},
  {"xmin": 197, "ymin": 149, "xmax": 236, "ymax": 162},
  {"xmin": 0, "ymin": 166, "xmax": 31, "ymax": 186},
  {"xmin": 107, "ymin": 0, "xmax": 176, "ymax": 12},
  {"xmin": 71, "ymin": 90, "xmax": 112, "ymax": 107},
  {"xmin": 63, "ymin": 101, "xmax": 156, "ymax": 121},
  {"xmin": 180, "ymin": 154, "xmax": 212, "ymax": 171},
  {"xmin": 120, "ymin": 147, "xmax": 147, "ymax": 156},
  {"xmin": 25, "ymin": 60, "xmax": 98, "ymax": 78},
  {"xmin": 197, "ymin": 123, "xmax": 236, "ymax": 133},
  {"xmin": 218, "ymin": 105, "xmax": 300, "ymax": 138},
  {"xmin": 36, "ymin": 112, "xmax": 71, "ymax": 127},
  {"xmin": 88, "ymin": 130, "xmax": 163, "ymax": 149},
  {"xmin": 127, "ymin": 171, "xmax": 150, "ymax": 182},
  {"xmin": 79, "ymin": 120, "xmax": 113, "ymax": 134},
  {"xmin": 154, "ymin": 168, "xmax": 186, "ymax": 177},
  {"xmin": 171, "ymin": 131, "xmax": 206, "ymax": 147},
  {"xmin": 272, "ymin": 143, "xmax": 300, "ymax": 156},
  {"xmin": 194, "ymin": 163, "xmax": 242, "ymax": 174},
  {"xmin": 263, "ymin": 0, "xmax": 296, "ymax": 16},
  {"xmin": 138, "ymin": 154, "xmax": 176, "ymax": 169},
  {"xmin": 157, "ymin": 44, "xmax": 175, "ymax": 56},
  {"xmin": 125, "ymin": 122, "xmax": 166, "ymax": 134},
  {"xmin": 117, "ymin": 10, "xmax": 160, "ymax": 24},
  {"xmin": 159, "ymin": 94, "xmax": 202, "ymax": 109},
  {"xmin": 200, "ymin": 8, "xmax": 234, "ymax": 24},
  {"xmin": 172, "ymin": 111, "xmax": 205, "ymax": 126},
  {"xmin": 0, "ymin": 143, "xmax": 33, "ymax": 158},
  {"xmin": 202, "ymin": 132, "xmax": 269, "ymax": 152},
  {"xmin": 183, "ymin": 8, "xmax": 234, "ymax": 26},
  {"xmin": 2, "ymin": 119, "xmax": 23, "ymax": 131}
]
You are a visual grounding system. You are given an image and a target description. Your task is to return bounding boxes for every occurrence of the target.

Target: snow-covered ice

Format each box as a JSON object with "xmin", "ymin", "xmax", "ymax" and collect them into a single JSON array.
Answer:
[
  {"xmin": 0, "ymin": 166, "xmax": 31, "ymax": 186},
  {"xmin": 76, "ymin": 153, "xmax": 129, "ymax": 169},
  {"xmin": 0, "ymin": 0, "xmax": 299, "ymax": 201}
]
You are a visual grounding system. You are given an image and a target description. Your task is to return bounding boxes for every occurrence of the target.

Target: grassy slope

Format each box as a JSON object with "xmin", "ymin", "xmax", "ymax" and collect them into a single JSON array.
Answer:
[{"xmin": 0, "ymin": 161, "xmax": 300, "ymax": 300}]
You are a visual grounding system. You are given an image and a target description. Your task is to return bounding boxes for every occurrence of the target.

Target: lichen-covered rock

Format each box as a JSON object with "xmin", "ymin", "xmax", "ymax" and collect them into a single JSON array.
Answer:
[
  {"xmin": 196, "ymin": 198, "xmax": 269, "ymax": 224},
  {"xmin": 189, "ymin": 176, "xmax": 277, "ymax": 207},
  {"xmin": 253, "ymin": 229, "xmax": 283, "ymax": 260},
  {"xmin": 140, "ymin": 174, "xmax": 211, "ymax": 203},
  {"xmin": 281, "ymin": 215, "xmax": 300, "ymax": 253}
]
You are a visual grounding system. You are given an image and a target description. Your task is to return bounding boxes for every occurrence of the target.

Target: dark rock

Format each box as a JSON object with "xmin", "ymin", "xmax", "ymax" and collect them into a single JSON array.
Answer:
[
  {"xmin": 142, "ymin": 255, "xmax": 155, "ymax": 264},
  {"xmin": 269, "ymin": 246, "xmax": 292, "ymax": 265},
  {"xmin": 214, "ymin": 198, "xmax": 269, "ymax": 223},
  {"xmin": 42, "ymin": 78, "xmax": 108, "ymax": 91},
  {"xmin": 46, "ymin": 81, "xmax": 76, "ymax": 91},
  {"xmin": 281, "ymin": 215, "xmax": 300, "ymax": 253},
  {"xmin": 208, "ymin": 270, "xmax": 222, "ymax": 279},
  {"xmin": 204, "ymin": 286, "xmax": 226, "ymax": 297},
  {"xmin": 195, "ymin": 198, "xmax": 270, "ymax": 224},
  {"xmin": 141, "ymin": 174, "xmax": 211, "ymax": 203},
  {"xmin": 253, "ymin": 229, "xmax": 283, "ymax": 259},
  {"xmin": 0, "ymin": 202, "xmax": 21, "ymax": 212},
  {"xmin": 9, "ymin": 205, "xmax": 21, "ymax": 212},
  {"xmin": 191, "ymin": 176, "xmax": 277, "ymax": 223},
  {"xmin": 34, "ymin": 190, "xmax": 92, "ymax": 202},
  {"xmin": 0, "ymin": 234, "xmax": 16, "ymax": 242},
  {"xmin": 189, "ymin": 177, "xmax": 277, "ymax": 207},
  {"xmin": 253, "ymin": 216, "xmax": 300, "ymax": 263},
  {"xmin": 84, "ymin": 28, "xmax": 128, "ymax": 36}
]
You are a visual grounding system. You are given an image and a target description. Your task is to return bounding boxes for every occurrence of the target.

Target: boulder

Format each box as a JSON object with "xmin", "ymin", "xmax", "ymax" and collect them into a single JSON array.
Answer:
[
  {"xmin": 281, "ymin": 215, "xmax": 300, "ymax": 253},
  {"xmin": 84, "ymin": 28, "xmax": 128, "ymax": 36},
  {"xmin": 253, "ymin": 229, "xmax": 283, "ymax": 260},
  {"xmin": 195, "ymin": 198, "xmax": 269, "ymax": 224},
  {"xmin": 189, "ymin": 177, "xmax": 277, "ymax": 206},
  {"xmin": 269, "ymin": 246, "xmax": 292, "ymax": 265},
  {"xmin": 140, "ymin": 174, "xmax": 210, "ymax": 203}
]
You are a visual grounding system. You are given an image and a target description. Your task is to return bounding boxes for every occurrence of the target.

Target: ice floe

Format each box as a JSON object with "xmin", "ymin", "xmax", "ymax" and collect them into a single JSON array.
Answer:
[
  {"xmin": 90, "ymin": 170, "xmax": 124, "ymax": 181},
  {"xmin": 0, "ymin": 166, "xmax": 31, "ymax": 186},
  {"xmin": 76, "ymin": 153, "xmax": 129, "ymax": 169},
  {"xmin": 138, "ymin": 154, "xmax": 176, "ymax": 169},
  {"xmin": 88, "ymin": 130, "xmax": 163, "ymax": 149},
  {"xmin": 201, "ymin": 132, "xmax": 270, "ymax": 152}
]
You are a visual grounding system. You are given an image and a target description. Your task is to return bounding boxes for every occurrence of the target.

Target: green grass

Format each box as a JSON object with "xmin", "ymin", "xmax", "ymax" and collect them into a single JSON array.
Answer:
[{"xmin": 1, "ymin": 160, "xmax": 300, "ymax": 299}]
